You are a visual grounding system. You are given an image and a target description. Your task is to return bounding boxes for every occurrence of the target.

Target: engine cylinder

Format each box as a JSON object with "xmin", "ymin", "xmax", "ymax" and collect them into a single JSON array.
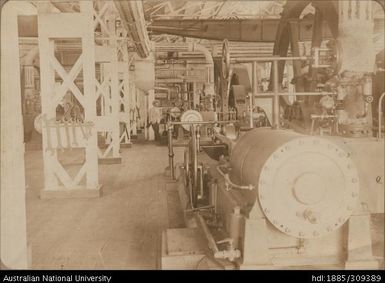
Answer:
[{"xmin": 229, "ymin": 128, "xmax": 360, "ymax": 239}]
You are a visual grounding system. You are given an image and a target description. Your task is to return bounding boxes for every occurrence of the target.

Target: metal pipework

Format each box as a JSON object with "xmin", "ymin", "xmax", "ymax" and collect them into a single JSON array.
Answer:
[
  {"xmin": 378, "ymin": 92, "xmax": 385, "ymax": 139},
  {"xmin": 254, "ymin": 91, "xmax": 335, "ymax": 97},
  {"xmin": 196, "ymin": 213, "xmax": 219, "ymax": 254},
  {"xmin": 155, "ymin": 42, "xmax": 215, "ymax": 95},
  {"xmin": 272, "ymin": 60, "xmax": 280, "ymax": 129},
  {"xmin": 168, "ymin": 120, "xmax": 238, "ymax": 126},
  {"xmin": 232, "ymin": 56, "xmax": 311, "ymax": 63},
  {"xmin": 115, "ymin": 1, "xmax": 151, "ymax": 58},
  {"xmin": 167, "ymin": 124, "xmax": 175, "ymax": 180},
  {"xmin": 229, "ymin": 56, "xmax": 313, "ymax": 129},
  {"xmin": 195, "ymin": 213, "xmax": 241, "ymax": 262},
  {"xmin": 192, "ymin": 43, "xmax": 215, "ymax": 96},
  {"xmin": 251, "ymin": 61, "xmax": 258, "ymax": 128},
  {"xmin": 248, "ymin": 93, "xmax": 253, "ymax": 128},
  {"xmin": 357, "ymin": 76, "xmax": 374, "ymax": 119},
  {"xmin": 216, "ymin": 165, "xmax": 254, "ymax": 191}
]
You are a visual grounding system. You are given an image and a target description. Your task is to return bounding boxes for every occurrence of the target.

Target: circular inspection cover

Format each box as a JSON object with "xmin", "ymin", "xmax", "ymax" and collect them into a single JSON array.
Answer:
[{"xmin": 257, "ymin": 137, "xmax": 359, "ymax": 239}]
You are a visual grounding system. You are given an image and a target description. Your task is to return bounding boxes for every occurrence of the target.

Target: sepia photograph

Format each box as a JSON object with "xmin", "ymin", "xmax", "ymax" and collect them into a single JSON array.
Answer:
[{"xmin": 0, "ymin": 0, "xmax": 384, "ymax": 273}]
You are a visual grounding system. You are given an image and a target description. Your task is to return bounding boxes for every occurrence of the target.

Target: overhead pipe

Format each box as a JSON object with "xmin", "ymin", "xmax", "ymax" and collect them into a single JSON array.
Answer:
[
  {"xmin": 191, "ymin": 43, "xmax": 215, "ymax": 97},
  {"xmin": 114, "ymin": 1, "xmax": 151, "ymax": 58},
  {"xmin": 155, "ymin": 43, "xmax": 215, "ymax": 97}
]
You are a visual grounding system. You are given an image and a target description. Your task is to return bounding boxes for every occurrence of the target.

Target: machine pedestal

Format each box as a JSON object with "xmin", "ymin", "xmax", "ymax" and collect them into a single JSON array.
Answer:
[
  {"xmin": 161, "ymin": 228, "xmax": 235, "ymax": 270},
  {"xmin": 345, "ymin": 213, "xmax": 380, "ymax": 270}
]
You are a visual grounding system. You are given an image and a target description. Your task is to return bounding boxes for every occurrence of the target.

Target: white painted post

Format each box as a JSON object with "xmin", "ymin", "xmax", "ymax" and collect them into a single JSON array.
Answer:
[
  {"xmin": 80, "ymin": 1, "xmax": 99, "ymax": 188},
  {"xmin": 148, "ymin": 89, "xmax": 155, "ymax": 141},
  {"xmin": 1, "ymin": 1, "xmax": 36, "ymax": 268},
  {"xmin": 37, "ymin": 0, "xmax": 101, "ymax": 196},
  {"xmin": 93, "ymin": 2, "xmax": 121, "ymax": 162}
]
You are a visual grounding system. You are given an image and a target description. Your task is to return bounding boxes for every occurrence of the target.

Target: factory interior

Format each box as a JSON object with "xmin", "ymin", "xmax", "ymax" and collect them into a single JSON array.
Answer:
[{"xmin": 1, "ymin": 0, "xmax": 384, "ymax": 270}]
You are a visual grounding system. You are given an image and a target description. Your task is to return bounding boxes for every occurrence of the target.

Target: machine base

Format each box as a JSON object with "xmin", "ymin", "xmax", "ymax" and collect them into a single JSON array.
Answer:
[{"xmin": 161, "ymin": 228, "xmax": 235, "ymax": 270}]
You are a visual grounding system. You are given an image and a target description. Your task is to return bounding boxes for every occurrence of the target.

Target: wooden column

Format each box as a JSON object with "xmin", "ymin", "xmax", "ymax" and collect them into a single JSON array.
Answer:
[
  {"xmin": 117, "ymin": 34, "xmax": 133, "ymax": 147},
  {"xmin": 131, "ymin": 86, "xmax": 138, "ymax": 137},
  {"xmin": 94, "ymin": 2, "xmax": 122, "ymax": 164},
  {"xmin": 147, "ymin": 89, "xmax": 155, "ymax": 141},
  {"xmin": 37, "ymin": 1, "xmax": 101, "ymax": 198},
  {"xmin": 1, "ymin": 1, "xmax": 37, "ymax": 268}
]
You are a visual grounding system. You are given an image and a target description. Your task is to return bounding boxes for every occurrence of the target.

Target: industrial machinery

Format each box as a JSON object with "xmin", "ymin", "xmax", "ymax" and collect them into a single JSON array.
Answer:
[{"xmin": 161, "ymin": 0, "xmax": 384, "ymax": 270}]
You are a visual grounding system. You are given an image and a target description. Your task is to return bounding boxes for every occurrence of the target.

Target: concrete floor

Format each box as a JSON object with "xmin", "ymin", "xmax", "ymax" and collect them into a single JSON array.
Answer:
[
  {"xmin": 25, "ymin": 143, "xmax": 184, "ymax": 270},
  {"xmin": 24, "ymin": 136, "xmax": 383, "ymax": 270}
]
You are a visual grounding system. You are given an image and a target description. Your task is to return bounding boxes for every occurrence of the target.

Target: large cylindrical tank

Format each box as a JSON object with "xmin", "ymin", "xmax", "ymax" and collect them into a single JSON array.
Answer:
[
  {"xmin": 229, "ymin": 128, "xmax": 360, "ymax": 239},
  {"xmin": 134, "ymin": 53, "xmax": 155, "ymax": 92}
]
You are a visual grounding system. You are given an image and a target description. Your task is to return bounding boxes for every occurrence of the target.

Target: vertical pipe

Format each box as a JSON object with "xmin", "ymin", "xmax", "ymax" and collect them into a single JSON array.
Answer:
[
  {"xmin": 378, "ymin": 92, "xmax": 385, "ymax": 139},
  {"xmin": 273, "ymin": 60, "xmax": 280, "ymax": 129},
  {"xmin": 249, "ymin": 93, "xmax": 253, "ymax": 128},
  {"xmin": 168, "ymin": 122, "xmax": 175, "ymax": 180},
  {"xmin": 251, "ymin": 61, "xmax": 258, "ymax": 128},
  {"xmin": 191, "ymin": 124, "xmax": 198, "ymax": 205}
]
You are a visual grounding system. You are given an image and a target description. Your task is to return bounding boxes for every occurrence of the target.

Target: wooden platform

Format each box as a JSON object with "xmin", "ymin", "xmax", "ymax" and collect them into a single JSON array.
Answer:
[{"xmin": 161, "ymin": 228, "xmax": 207, "ymax": 270}]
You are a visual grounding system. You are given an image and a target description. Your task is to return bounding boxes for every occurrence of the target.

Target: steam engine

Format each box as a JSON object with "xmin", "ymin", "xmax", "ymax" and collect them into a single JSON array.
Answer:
[{"xmin": 161, "ymin": 0, "xmax": 384, "ymax": 270}]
